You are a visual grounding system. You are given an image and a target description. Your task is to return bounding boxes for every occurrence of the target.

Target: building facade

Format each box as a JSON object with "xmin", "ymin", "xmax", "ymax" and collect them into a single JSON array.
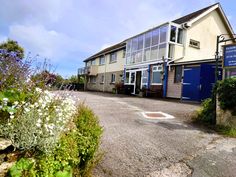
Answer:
[
  {"xmin": 79, "ymin": 42, "xmax": 126, "ymax": 92},
  {"xmin": 79, "ymin": 3, "xmax": 235, "ymax": 101}
]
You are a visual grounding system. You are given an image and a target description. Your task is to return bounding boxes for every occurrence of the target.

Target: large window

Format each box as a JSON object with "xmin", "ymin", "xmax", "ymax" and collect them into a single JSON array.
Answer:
[
  {"xmin": 126, "ymin": 24, "xmax": 168, "ymax": 65},
  {"xmin": 99, "ymin": 56, "xmax": 105, "ymax": 65},
  {"xmin": 170, "ymin": 25, "xmax": 183, "ymax": 44},
  {"xmin": 152, "ymin": 65, "xmax": 163, "ymax": 84},
  {"xmin": 90, "ymin": 76, "xmax": 96, "ymax": 83},
  {"xmin": 91, "ymin": 59, "xmax": 96, "ymax": 65},
  {"xmin": 125, "ymin": 72, "xmax": 130, "ymax": 83},
  {"xmin": 110, "ymin": 52, "xmax": 117, "ymax": 63},
  {"xmin": 174, "ymin": 66, "xmax": 182, "ymax": 83},
  {"xmin": 101, "ymin": 75, "xmax": 105, "ymax": 83}
]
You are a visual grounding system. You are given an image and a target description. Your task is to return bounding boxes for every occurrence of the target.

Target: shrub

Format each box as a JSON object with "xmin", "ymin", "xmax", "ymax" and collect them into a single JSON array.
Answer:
[
  {"xmin": 216, "ymin": 78, "xmax": 236, "ymax": 112},
  {"xmin": 8, "ymin": 158, "xmax": 35, "ymax": 177},
  {"xmin": 73, "ymin": 104, "xmax": 103, "ymax": 176},
  {"xmin": 0, "ymin": 89, "xmax": 76, "ymax": 152},
  {"xmin": 195, "ymin": 98, "xmax": 215, "ymax": 123}
]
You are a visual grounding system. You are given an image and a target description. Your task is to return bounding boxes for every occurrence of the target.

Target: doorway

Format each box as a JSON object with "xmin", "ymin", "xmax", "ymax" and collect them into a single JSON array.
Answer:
[{"xmin": 135, "ymin": 71, "xmax": 142, "ymax": 94}]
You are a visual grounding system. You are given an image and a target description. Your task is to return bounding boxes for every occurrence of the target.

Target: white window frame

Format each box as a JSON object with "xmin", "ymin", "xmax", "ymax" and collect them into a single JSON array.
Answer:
[
  {"xmin": 110, "ymin": 52, "xmax": 117, "ymax": 63},
  {"xmin": 99, "ymin": 56, "xmax": 105, "ymax": 65},
  {"xmin": 151, "ymin": 65, "xmax": 163, "ymax": 85}
]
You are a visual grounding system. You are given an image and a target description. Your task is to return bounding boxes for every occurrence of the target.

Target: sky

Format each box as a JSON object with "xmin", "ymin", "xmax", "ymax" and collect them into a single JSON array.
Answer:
[{"xmin": 0, "ymin": 0, "xmax": 235, "ymax": 77}]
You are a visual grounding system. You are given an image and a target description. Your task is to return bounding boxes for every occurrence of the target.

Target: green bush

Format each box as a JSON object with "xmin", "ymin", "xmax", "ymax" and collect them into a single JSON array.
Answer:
[
  {"xmin": 8, "ymin": 158, "xmax": 35, "ymax": 177},
  {"xmin": 195, "ymin": 98, "xmax": 215, "ymax": 123},
  {"xmin": 216, "ymin": 78, "xmax": 236, "ymax": 112},
  {"xmin": 8, "ymin": 104, "xmax": 103, "ymax": 177},
  {"xmin": 73, "ymin": 104, "xmax": 103, "ymax": 176}
]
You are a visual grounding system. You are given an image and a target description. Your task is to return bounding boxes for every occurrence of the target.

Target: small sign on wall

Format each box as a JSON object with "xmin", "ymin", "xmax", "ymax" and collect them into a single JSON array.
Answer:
[{"xmin": 223, "ymin": 44, "xmax": 236, "ymax": 68}]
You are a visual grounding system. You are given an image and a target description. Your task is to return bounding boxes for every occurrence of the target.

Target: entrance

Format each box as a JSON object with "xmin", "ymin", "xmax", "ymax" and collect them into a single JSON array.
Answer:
[{"xmin": 135, "ymin": 71, "xmax": 142, "ymax": 94}]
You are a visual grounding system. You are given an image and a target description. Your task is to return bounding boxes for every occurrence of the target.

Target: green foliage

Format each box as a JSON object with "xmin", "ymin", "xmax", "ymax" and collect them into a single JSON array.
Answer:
[
  {"xmin": 8, "ymin": 158, "xmax": 35, "ymax": 177},
  {"xmin": 215, "ymin": 125, "xmax": 236, "ymax": 137},
  {"xmin": 73, "ymin": 104, "xmax": 103, "ymax": 176},
  {"xmin": 216, "ymin": 78, "xmax": 236, "ymax": 112},
  {"xmin": 196, "ymin": 98, "xmax": 215, "ymax": 123},
  {"xmin": 0, "ymin": 39, "xmax": 24, "ymax": 59}
]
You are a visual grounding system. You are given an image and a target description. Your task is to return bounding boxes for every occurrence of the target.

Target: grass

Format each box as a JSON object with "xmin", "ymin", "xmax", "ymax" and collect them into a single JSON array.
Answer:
[{"xmin": 215, "ymin": 125, "xmax": 236, "ymax": 137}]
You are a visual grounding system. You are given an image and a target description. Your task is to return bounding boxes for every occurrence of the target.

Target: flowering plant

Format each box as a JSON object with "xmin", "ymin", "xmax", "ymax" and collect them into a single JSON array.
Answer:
[{"xmin": 0, "ymin": 88, "xmax": 76, "ymax": 152}]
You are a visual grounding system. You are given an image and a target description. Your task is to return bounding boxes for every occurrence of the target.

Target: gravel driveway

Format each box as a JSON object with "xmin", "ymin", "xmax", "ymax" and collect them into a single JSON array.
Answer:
[{"xmin": 72, "ymin": 91, "xmax": 236, "ymax": 177}]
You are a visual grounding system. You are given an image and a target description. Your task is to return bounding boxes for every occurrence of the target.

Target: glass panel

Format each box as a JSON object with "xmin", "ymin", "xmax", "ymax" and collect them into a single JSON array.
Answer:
[
  {"xmin": 170, "ymin": 26, "xmax": 177, "ymax": 42},
  {"xmin": 151, "ymin": 46, "xmax": 158, "ymax": 60},
  {"xmin": 145, "ymin": 32, "xmax": 151, "ymax": 48},
  {"xmin": 144, "ymin": 48, "xmax": 150, "ymax": 61},
  {"xmin": 158, "ymin": 43, "xmax": 166, "ymax": 59},
  {"xmin": 142, "ymin": 70, "xmax": 148, "ymax": 84},
  {"xmin": 125, "ymin": 72, "xmax": 130, "ymax": 83},
  {"xmin": 91, "ymin": 60, "xmax": 96, "ymax": 65},
  {"xmin": 177, "ymin": 28, "xmax": 183, "ymax": 44},
  {"xmin": 127, "ymin": 40, "xmax": 131, "ymax": 53},
  {"xmin": 99, "ymin": 56, "xmax": 105, "ymax": 65},
  {"xmin": 152, "ymin": 71, "xmax": 161, "ymax": 84},
  {"xmin": 138, "ymin": 35, "xmax": 144, "ymax": 50},
  {"xmin": 152, "ymin": 28, "xmax": 159, "ymax": 46},
  {"xmin": 110, "ymin": 53, "xmax": 117, "ymax": 63},
  {"xmin": 131, "ymin": 72, "xmax": 135, "ymax": 83},
  {"xmin": 126, "ymin": 53, "xmax": 131, "ymax": 64},
  {"xmin": 160, "ymin": 25, "xmax": 167, "ymax": 43},
  {"xmin": 174, "ymin": 66, "xmax": 182, "ymax": 83},
  {"xmin": 136, "ymin": 50, "xmax": 142, "ymax": 63},
  {"xmin": 131, "ymin": 37, "xmax": 138, "ymax": 52}
]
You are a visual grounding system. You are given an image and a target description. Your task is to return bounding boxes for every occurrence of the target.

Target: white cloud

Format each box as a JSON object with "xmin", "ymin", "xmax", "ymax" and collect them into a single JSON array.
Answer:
[{"xmin": 9, "ymin": 24, "xmax": 79, "ymax": 62}]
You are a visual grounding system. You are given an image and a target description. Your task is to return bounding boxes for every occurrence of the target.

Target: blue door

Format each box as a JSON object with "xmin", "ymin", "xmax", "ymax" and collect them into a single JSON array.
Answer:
[{"xmin": 182, "ymin": 66, "xmax": 201, "ymax": 101}]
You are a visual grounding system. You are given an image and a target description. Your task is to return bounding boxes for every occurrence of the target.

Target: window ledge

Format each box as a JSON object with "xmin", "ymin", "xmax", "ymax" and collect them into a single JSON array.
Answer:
[
  {"xmin": 110, "ymin": 82, "xmax": 115, "ymax": 85},
  {"xmin": 109, "ymin": 61, "xmax": 117, "ymax": 64}
]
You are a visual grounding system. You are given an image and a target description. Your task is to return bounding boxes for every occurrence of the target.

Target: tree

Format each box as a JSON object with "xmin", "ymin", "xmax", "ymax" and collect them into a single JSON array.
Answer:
[{"xmin": 0, "ymin": 39, "xmax": 24, "ymax": 59}]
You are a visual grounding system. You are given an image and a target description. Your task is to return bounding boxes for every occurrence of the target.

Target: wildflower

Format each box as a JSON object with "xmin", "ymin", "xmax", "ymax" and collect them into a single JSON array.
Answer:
[
  {"xmin": 13, "ymin": 101, "xmax": 19, "ymax": 105},
  {"xmin": 10, "ymin": 115, "xmax": 14, "ymax": 119},
  {"xmin": 9, "ymin": 112, "xmax": 14, "ymax": 115},
  {"xmin": 35, "ymin": 88, "xmax": 42, "ymax": 93},
  {"xmin": 3, "ymin": 98, "xmax": 8, "ymax": 102}
]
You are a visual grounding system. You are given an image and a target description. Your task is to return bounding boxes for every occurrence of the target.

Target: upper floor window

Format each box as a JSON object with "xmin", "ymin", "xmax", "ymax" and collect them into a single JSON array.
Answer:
[
  {"xmin": 189, "ymin": 39, "xmax": 200, "ymax": 49},
  {"xmin": 99, "ymin": 56, "xmax": 105, "ymax": 65},
  {"xmin": 90, "ymin": 76, "xmax": 96, "ymax": 83},
  {"xmin": 110, "ymin": 52, "xmax": 117, "ymax": 63},
  {"xmin": 86, "ymin": 61, "xmax": 91, "ymax": 67},
  {"xmin": 170, "ymin": 25, "xmax": 183, "ymax": 44},
  {"xmin": 91, "ymin": 59, "xmax": 96, "ymax": 65},
  {"xmin": 123, "ymin": 49, "xmax": 126, "ymax": 58},
  {"xmin": 101, "ymin": 74, "xmax": 105, "ymax": 83}
]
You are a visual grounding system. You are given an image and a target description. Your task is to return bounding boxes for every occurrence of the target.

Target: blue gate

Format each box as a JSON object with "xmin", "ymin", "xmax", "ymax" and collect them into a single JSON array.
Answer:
[
  {"xmin": 182, "ymin": 64, "xmax": 221, "ymax": 102},
  {"xmin": 182, "ymin": 66, "xmax": 201, "ymax": 101}
]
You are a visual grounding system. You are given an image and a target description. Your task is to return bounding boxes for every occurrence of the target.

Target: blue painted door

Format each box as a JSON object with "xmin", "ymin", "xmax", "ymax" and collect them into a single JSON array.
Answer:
[
  {"xmin": 182, "ymin": 66, "xmax": 201, "ymax": 101},
  {"xmin": 200, "ymin": 64, "xmax": 215, "ymax": 101}
]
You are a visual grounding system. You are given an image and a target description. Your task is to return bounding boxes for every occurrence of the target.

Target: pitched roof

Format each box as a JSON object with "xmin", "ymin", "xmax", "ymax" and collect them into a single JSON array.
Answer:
[
  {"xmin": 172, "ymin": 3, "xmax": 219, "ymax": 24},
  {"xmin": 83, "ymin": 41, "xmax": 126, "ymax": 62}
]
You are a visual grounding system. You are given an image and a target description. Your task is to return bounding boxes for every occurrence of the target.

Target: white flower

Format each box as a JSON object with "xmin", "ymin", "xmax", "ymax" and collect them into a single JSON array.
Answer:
[
  {"xmin": 36, "ymin": 123, "xmax": 41, "ymax": 127},
  {"xmin": 35, "ymin": 88, "xmax": 42, "ymax": 93},
  {"xmin": 3, "ymin": 98, "xmax": 8, "ymax": 102},
  {"xmin": 9, "ymin": 112, "xmax": 14, "ymax": 115},
  {"xmin": 10, "ymin": 115, "xmax": 14, "ymax": 119},
  {"xmin": 24, "ymin": 108, "xmax": 30, "ymax": 112},
  {"xmin": 13, "ymin": 101, "xmax": 19, "ymax": 105}
]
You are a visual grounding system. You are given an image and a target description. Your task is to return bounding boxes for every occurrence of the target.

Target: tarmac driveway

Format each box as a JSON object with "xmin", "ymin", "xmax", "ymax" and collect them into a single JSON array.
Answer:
[{"xmin": 74, "ymin": 91, "xmax": 236, "ymax": 177}]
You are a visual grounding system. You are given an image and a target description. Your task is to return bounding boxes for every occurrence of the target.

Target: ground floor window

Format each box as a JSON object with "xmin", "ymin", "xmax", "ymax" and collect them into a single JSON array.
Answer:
[
  {"xmin": 111, "ymin": 73, "xmax": 116, "ymax": 83},
  {"xmin": 101, "ymin": 75, "xmax": 105, "ymax": 83},
  {"xmin": 174, "ymin": 65, "xmax": 182, "ymax": 83},
  {"xmin": 152, "ymin": 65, "xmax": 163, "ymax": 84},
  {"xmin": 142, "ymin": 70, "xmax": 148, "ymax": 86},
  {"xmin": 90, "ymin": 76, "xmax": 96, "ymax": 83},
  {"xmin": 225, "ymin": 68, "xmax": 236, "ymax": 78},
  {"xmin": 125, "ymin": 72, "xmax": 130, "ymax": 83}
]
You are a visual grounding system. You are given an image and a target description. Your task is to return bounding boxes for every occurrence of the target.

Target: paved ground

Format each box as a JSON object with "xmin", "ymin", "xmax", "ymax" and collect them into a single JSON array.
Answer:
[{"xmin": 73, "ymin": 91, "xmax": 236, "ymax": 177}]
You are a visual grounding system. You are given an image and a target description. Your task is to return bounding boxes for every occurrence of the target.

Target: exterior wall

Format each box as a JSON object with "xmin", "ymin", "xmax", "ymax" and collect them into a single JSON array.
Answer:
[
  {"xmin": 167, "ymin": 66, "xmax": 182, "ymax": 98},
  {"xmin": 86, "ymin": 70, "xmax": 123, "ymax": 92},
  {"xmin": 176, "ymin": 10, "xmax": 231, "ymax": 63}
]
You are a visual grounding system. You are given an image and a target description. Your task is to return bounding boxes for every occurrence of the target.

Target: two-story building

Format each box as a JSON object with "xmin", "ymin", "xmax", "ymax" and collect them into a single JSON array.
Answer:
[
  {"xmin": 79, "ymin": 42, "xmax": 126, "ymax": 92},
  {"xmin": 79, "ymin": 3, "xmax": 235, "ymax": 102}
]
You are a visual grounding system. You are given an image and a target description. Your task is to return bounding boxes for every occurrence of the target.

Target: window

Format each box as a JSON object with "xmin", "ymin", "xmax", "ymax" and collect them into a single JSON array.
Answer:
[
  {"xmin": 151, "ymin": 46, "xmax": 158, "ymax": 60},
  {"xmin": 152, "ymin": 65, "xmax": 163, "ymax": 84},
  {"xmin": 131, "ymin": 72, "xmax": 135, "ymax": 83},
  {"xmin": 174, "ymin": 66, "xmax": 182, "ymax": 83},
  {"xmin": 144, "ymin": 48, "xmax": 151, "ymax": 61},
  {"xmin": 86, "ymin": 61, "xmax": 91, "ymax": 66},
  {"xmin": 131, "ymin": 38, "xmax": 138, "ymax": 52},
  {"xmin": 99, "ymin": 56, "xmax": 105, "ymax": 65},
  {"xmin": 90, "ymin": 76, "xmax": 96, "ymax": 83},
  {"xmin": 177, "ymin": 29, "xmax": 183, "ymax": 44},
  {"xmin": 138, "ymin": 35, "xmax": 144, "ymax": 50},
  {"xmin": 170, "ymin": 26, "xmax": 177, "ymax": 42},
  {"xmin": 158, "ymin": 43, "xmax": 166, "ymax": 59},
  {"xmin": 111, "ymin": 73, "xmax": 116, "ymax": 83},
  {"xmin": 91, "ymin": 59, "xmax": 96, "ymax": 65},
  {"xmin": 101, "ymin": 75, "xmax": 105, "ymax": 83},
  {"xmin": 142, "ymin": 70, "xmax": 148, "ymax": 85},
  {"xmin": 189, "ymin": 39, "xmax": 200, "ymax": 49},
  {"xmin": 145, "ymin": 32, "xmax": 151, "ymax": 48},
  {"xmin": 152, "ymin": 28, "xmax": 159, "ymax": 45},
  {"xmin": 160, "ymin": 26, "xmax": 167, "ymax": 43},
  {"xmin": 110, "ymin": 52, "xmax": 117, "ymax": 63},
  {"xmin": 125, "ymin": 72, "xmax": 130, "ymax": 83}
]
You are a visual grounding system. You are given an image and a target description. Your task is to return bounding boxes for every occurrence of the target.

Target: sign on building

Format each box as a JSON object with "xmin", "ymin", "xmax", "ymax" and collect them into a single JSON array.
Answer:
[{"xmin": 223, "ymin": 44, "xmax": 236, "ymax": 78}]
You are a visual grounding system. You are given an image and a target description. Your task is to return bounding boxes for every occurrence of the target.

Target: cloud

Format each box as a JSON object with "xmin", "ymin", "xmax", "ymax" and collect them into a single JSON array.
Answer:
[{"xmin": 9, "ymin": 24, "xmax": 79, "ymax": 61}]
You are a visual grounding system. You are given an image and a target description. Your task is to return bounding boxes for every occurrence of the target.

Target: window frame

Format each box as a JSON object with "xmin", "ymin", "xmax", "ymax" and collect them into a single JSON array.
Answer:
[
  {"xmin": 99, "ymin": 56, "xmax": 105, "ymax": 65},
  {"xmin": 111, "ymin": 73, "xmax": 116, "ymax": 83},
  {"xmin": 189, "ymin": 39, "xmax": 200, "ymax": 49},
  {"xmin": 110, "ymin": 52, "xmax": 117, "ymax": 63},
  {"xmin": 151, "ymin": 65, "xmax": 163, "ymax": 85}
]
